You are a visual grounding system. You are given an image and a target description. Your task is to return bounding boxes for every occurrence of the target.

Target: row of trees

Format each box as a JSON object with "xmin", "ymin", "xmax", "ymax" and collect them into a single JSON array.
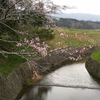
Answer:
[{"xmin": 54, "ymin": 18, "xmax": 100, "ymax": 29}]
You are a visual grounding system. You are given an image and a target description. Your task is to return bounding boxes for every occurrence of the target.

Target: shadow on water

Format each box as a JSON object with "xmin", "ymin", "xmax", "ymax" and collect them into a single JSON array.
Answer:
[
  {"xmin": 17, "ymin": 85, "xmax": 100, "ymax": 100},
  {"xmin": 16, "ymin": 85, "xmax": 52, "ymax": 100},
  {"xmin": 88, "ymin": 72, "xmax": 100, "ymax": 85}
]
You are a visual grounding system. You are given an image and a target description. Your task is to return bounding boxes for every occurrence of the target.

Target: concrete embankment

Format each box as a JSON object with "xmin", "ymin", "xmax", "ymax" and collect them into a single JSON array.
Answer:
[
  {"xmin": 0, "ymin": 46, "xmax": 100, "ymax": 100},
  {"xmin": 85, "ymin": 58, "xmax": 100, "ymax": 79},
  {"xmin": 0, "ymin": 63, "xmax": 33, "ymax": 100}
]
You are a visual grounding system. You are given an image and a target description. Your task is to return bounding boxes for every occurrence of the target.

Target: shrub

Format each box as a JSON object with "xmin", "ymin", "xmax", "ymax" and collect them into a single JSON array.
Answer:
[{"xmin": 29, "ymin": 28, "xmax": 55, "ymax": 40}]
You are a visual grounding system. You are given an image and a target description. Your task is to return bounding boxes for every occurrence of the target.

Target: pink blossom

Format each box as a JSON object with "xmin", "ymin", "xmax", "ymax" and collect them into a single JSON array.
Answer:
[
  {"xmin": 60, "ymin": 33, "xmax": 65, "ymax": 36},
  {"xmin": 35, "ymin": 37, "xmax": 40, "ymax": 41},
  {"xmin": 16, "ymin": 43, "xmax": 22, "ymax": 47},
  {"xmin": 56, "ymin": 42, "xmax": 62, "ymax": 45},
  {"xmin": 30, "ymin": 40, "xmax": 34, "ymax": 44},
  {"xmin": 24, "ymin": 38, "xmax": 29, "ymax": 43},
  {"xmin": 36, "ymin": 43, "xmax": 40, "ymax": 46},
  {"xmin": 83, "ymin": 33, "xmax": 86, "ymax": 35},
  {"xmin": 74, "ymin": 33, "xmax": 78, "ymax": 37}
]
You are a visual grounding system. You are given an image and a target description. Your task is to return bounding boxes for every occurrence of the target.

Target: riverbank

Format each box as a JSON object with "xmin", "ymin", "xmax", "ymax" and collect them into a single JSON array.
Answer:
[
  {"xmin": 0, "ymin": 46, "xmax": 100, "ymax": 100},
  {"xmin": 86, "ymin": 57, "xmax": 100, "ymax": 79}
]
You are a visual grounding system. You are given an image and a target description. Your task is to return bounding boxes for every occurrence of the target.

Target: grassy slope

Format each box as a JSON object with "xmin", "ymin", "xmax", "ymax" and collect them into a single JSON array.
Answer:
[
  {"xmin": 46, "ymin": 28, "xmax": 100, "ymax": 49},
  {"xmin": 0, "ymin": 54, "xmax": 26, "ymax": 77}
]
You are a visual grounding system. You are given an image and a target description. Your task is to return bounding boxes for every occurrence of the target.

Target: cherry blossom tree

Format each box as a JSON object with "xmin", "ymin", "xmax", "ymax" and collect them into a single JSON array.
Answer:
[
  {"xmin": 0, "ymin": 0, "xmax": 68, "ymax": 60},
  {"xmin": 1, "ymin": 1, "xmax": 94, "ymax": 78}
]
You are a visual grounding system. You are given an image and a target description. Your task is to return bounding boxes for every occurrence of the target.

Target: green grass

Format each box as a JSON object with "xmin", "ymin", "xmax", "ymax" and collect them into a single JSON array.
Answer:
[
  {"xmin": 0, "ymin": 54, "xmax": 26, "ymax": 77},
  {"xmin": 91, "ymin": 50, "xmax": 100, "ymax": 62},
  {"xmin": 46, "ymin": 28, "xmax": 100, "ymax": 49},
  {"xmin": 28, "ymin": 79, "xmax": 33, "ymax": 84}
]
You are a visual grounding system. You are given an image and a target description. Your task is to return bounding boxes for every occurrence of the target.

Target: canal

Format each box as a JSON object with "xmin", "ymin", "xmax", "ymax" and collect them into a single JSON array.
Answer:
[{"xmin": 17, "ymin": 60, "xmax": 100, "ymax": 100}]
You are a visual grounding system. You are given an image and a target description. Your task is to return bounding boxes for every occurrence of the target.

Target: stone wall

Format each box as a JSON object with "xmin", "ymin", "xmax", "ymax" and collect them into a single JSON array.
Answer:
[
  {"xmin": 36, "ymin": 55, "xmax": 67, "ymax": 74},
  {"xmin": 85, "ymin": 46, "xmax": 100, "ymax": 78},
  {"xmin": 0, "ymin": 63, "xmax": 33, "ymax": 100},
  {"xmin": 85, "ymin": 58, "xmax": 100, "ymax": 78}
]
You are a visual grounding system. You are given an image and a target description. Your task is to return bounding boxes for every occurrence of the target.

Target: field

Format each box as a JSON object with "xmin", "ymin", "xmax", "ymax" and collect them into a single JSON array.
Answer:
[{"xmin": 46, "ymin": 28, "xmax": 100, "ymax": 49}]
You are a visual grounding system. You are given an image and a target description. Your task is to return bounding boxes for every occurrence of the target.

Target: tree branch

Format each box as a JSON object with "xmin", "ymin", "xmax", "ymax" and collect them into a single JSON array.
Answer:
[
  {"xmin": 4, "ymin": 0, "xmax": 22, "ymax": 20},
  {"xmin": 0, "ymin": 22, "xmax": 22, "ymax": 41}
]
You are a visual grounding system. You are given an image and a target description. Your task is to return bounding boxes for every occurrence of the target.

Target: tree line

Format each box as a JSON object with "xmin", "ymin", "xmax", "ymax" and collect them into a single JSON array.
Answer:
[{"xmin": 54, "ymin": 18, "xmax": 100, "ymax": 29}]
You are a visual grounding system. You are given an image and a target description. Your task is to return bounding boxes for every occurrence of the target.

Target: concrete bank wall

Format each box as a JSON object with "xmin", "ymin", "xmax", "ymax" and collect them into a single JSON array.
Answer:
[
  {"xmin": 85, "ymin": 58, "xmax": 100, "ymax": 78},
  {"xmin": 0, "ymin": 63, "xmax": 33, "ymax": 100},
  {"xmin": 0, "ymin": 46, "xmax": 100, "ymax": 100}
]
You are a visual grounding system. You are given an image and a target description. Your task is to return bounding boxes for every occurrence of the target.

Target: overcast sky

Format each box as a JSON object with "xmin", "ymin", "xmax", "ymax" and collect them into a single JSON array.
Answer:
[{"xmin": 52, "ymin": 0, "xmax": 100, "ymax": 15}]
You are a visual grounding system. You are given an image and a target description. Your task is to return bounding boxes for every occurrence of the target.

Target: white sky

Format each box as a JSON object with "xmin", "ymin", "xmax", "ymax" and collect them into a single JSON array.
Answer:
[{"xmin": 52, "ymin": 0, "xmax": 100, "ymax": 15}]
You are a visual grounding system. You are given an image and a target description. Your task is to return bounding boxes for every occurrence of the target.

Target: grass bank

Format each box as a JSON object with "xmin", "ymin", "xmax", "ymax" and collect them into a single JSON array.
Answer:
[
  {"xmin": 91, "ymin": 50, "xmax": 100, "ymax": 62},
  {"xmin": 46, "ymin": 28, "xmax": 100, "ymax": 49},
  {"xmin": 0, "ymin": 54, "xmax": 26, "ymax": 77}
]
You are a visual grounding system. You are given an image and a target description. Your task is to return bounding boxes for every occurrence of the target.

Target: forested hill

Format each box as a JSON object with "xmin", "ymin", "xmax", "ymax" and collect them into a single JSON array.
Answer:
[{"xmin": 54, "ymin": 18, "xmax": 100, "ymax": 29}]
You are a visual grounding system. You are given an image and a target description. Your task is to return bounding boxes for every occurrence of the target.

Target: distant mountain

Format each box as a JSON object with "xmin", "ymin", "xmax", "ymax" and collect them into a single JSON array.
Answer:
[{"xmin": 51, "ymin": 13, "xmax": 100, "ymax": 22}]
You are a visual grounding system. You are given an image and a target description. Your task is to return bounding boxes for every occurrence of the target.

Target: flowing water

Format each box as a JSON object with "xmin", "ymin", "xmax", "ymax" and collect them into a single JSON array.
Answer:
[{"xmin": 17, "ymin": 60, "xmax": 100, "ymax": 100}]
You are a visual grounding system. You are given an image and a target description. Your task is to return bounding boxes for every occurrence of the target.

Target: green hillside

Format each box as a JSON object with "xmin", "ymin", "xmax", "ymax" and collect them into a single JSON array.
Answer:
[{"xmin": 46, "ymin": 28, "xmax": 100, "ymax": 49}]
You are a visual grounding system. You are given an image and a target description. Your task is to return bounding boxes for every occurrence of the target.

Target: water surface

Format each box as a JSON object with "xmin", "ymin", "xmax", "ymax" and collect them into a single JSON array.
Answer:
[{"xmin": 18, "ymin": 61, "xmax": 100, "ymax": 100}]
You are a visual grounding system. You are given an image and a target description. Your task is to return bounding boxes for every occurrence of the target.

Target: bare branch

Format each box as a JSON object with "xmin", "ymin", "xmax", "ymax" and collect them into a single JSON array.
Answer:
[
  {"xmin": 0, "ymin": 51, "xmax": 37, "ymax": 56},
  {"xmin": 4, "ymin": 0, "xmax": 22, "ymax": 20},
  {"xmin": 0, "ymin": 38, "xmax": 18, "ymax": 43}
]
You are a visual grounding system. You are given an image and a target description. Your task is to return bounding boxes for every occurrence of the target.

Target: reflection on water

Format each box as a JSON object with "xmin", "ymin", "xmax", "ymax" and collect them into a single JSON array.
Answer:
[
  {"xmin": 38, "ymin": 61, "xmax": 100, "ymax": 89},
  {"xmin": 45, "ymin": 87, "xmax": 100, "ymax": 100},
  {"xmin": 19, "ymin": 86, "xmax": 51, "ymax": 100},
  {"xmin": 18, "ymin": 60, "xmax": 100, "ymax": 100},
  {"xmin": 19, "ymin": 86, "xmax": 100, "ymax": 100}
]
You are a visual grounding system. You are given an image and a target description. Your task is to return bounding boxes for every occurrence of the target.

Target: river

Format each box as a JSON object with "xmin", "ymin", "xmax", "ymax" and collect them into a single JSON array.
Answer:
[{"xmin": 17, "ymin": 60, "xmax": 100, "ymax": 100}]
